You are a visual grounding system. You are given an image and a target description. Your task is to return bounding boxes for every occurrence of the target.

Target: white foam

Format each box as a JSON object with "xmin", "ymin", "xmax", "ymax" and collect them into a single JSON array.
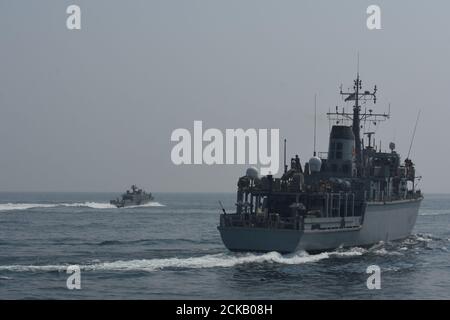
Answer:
[
  {"xmin": 0, "ymin": 201, "xmax": 165, "ymax": 211},
  {"xmin": 416, "ymin": 236, "xmax": 432, "ymax": 243},
  {"xmin": 118, "ymin": 202, "xmax": 165, "ymax": 209},
  {"xmin": 414, "ymin": 234, "xmax": 434, "ymax": 242},
  {"xmin": 372, "ymin": 248, "xmax": 403, "ymax": 256},
  {"xmin": 367, "ymin": 241, "xmax": 385, "ymax": 251},
  {"xmin": 0, "ymin": 264, "xmax": 67, "ymax": 272},
  {"xmin": 383, "ymin": 266, "xmax": 400, "ymax": 272},
  {"xmin": 420, "ymin": 209, "xmax": 450, "ymax": 216},
  {"xmin": 0, "ymin": 248, "xmax": 365, "ymax": 273},
  {"xmin": 0, "ymin": 203, "xmax": 57, "ymax": 211},
  {"xmin": 61, "ymin": 202, "xmax": 116, "ymax": 209}
]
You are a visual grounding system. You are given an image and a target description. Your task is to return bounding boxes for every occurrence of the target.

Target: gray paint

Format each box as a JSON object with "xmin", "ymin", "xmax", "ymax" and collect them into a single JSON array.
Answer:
[{"xmin": 218, "ymin": 198, "xmax": 422, "ymax": 253}]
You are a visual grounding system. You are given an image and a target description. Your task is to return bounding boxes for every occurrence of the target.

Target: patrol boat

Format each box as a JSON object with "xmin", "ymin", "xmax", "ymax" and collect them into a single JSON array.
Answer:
[
  {"xmin": 110, "ymin": 185, "xmax": 154, "ymax": 208},
  {"xmin": 218, "ymin": 73, "xmax": 423, "ymax": 253}
]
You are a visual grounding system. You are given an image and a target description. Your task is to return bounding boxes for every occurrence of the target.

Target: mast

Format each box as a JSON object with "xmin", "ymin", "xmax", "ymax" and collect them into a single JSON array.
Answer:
[
  {"xmin": 354, "ymin": 54, "xmax": 361, "ymax": 166},
  {"xmin": 353, "ymin": 73, "xmax": 362, "ymax": 171},
  {"xmin": 314, "ymin": 94, "xmax": 317, "ymax": 156},
  {"xmin": 327, "ymin": 69, "xmax": 386, "ymax": 176},
  {"xmin": 284, "ymin": 139, "xmax": 287, "ymax": 173}
]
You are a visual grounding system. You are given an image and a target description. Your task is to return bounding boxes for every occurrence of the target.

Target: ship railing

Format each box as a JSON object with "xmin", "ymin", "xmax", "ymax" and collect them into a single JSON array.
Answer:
[
  {"xmin": 220, "ymin": 213, "xmax": 301, "ymax": 230},
  {"xmin": 324, "ymin": 192, "xmax": 356, "ymax": 218},
  {"xmin": 365, "ymin": 190, "xmax": 383, "ymax": 202},
  {"xmin": 365, "ymin": 190, "xmax": 422, "ymax": 202}
]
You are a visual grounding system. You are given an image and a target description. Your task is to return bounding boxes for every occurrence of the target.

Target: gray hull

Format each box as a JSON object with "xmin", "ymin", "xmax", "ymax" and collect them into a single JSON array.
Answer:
[
  {"xmin": 218, "ymin": 198, "xmax": 422, "ymax": 253},
  {"xmin": 113, "ymin": 198, "xmax": 153, "ymax": 208},
  {"xmin": 110, "ymin": 196, "xmax": 154, "ymax": 208}
]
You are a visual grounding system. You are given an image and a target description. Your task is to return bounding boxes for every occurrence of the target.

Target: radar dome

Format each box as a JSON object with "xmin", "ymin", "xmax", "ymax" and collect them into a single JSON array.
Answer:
[
  {"xmin": 246, "ymin": 167, "xmax": 259, "ymax": 179},
  {"xmin": 389, "ymin": 142, "xmax": 396, "ymax": 151},
  {"xmin": 309, "ymin": 156, "xmax": 322, "ymax": 173}
]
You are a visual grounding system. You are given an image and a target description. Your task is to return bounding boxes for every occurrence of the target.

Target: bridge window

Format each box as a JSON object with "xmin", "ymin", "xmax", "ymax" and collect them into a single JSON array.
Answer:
[
  {"xmin": 336, "ymin": 143, "xmax": 343, "ymax": 159},
  {"xmin": 329, "ymin": 142, "xmax": 335, "ymax": 159}
]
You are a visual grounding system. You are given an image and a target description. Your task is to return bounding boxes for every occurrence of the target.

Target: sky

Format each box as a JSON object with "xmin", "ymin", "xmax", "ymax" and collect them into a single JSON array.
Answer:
[{"xmin": 0, "ymin": 0, "xmax": 449, "ymax": 193}]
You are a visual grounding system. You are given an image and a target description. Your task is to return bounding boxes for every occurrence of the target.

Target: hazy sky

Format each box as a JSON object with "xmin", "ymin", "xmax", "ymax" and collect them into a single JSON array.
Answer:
[{"xmin": 0, "ymin": 0, "xmax": 449, "ymax": 192}]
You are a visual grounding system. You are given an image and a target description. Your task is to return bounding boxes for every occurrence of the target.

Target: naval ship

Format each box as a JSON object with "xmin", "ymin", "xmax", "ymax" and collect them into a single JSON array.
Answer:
[
  {"xmin": 218, "ymin": 73, "xmax": 423, "ymax": 253},
  {"xmin": 110, "ymin": 185, "xmax": 154, "ymax": 208}
]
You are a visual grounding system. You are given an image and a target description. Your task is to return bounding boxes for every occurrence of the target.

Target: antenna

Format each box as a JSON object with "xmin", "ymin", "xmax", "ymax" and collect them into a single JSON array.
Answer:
[
  {"xmin": 357, "ymin": 52, "xmax": 360, "ymax": 76},
  {"xmin": 364, "ymin": 132, "xmax": 375, "ymax": 148},
  {"xmin": 407, "ymin": 110, "xmax": 421, "ymax": 159},
  {"xmin": 328, "ymin": 107, "xmax": 331, "ymax": 135},
  {"xmin": 314, "ymin": 94, "xmax": 317, "ymax": 156},
  {"xmin": 284, "ymin": 139, "xmax": 287, "ymax": 173},
  {"xmin": 218, "ymin": 201, "xmax": 227, "ymax": 215}
]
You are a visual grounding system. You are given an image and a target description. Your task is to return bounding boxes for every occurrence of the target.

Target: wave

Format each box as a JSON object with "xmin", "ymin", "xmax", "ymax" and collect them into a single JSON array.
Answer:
[
  {"xmin": 412, "ymin": 233, "xmax": 441, "ymax": 242},
  {"xmin": 0, "ymin": 248, "xmax": 365, "ymax": 273},
  {"xmin": 117, "ymin": 202, "xmax": 165, "ymax": 209},
  {"xmin": 0, "ymin": 203, "xmax": 58, "ymax": 211},
  {"xmin": 0, "ymin": 202, "xmax": 165, "ymax": 211},
  {"xmin": 0, "ymin": 234, "xmax": 439, "ymax": 273},
  {"xmin": 62, "ymin": 202, "xmax": 116, "ymax": 209},
  {"xmin": 419, "ymin": 209, "xmax": 450, "ymax": 216},
  {"xmin": 370, "ymin": 248, "xmax": 404, "ymax": 256},
  {"xmin": 97, "ymin": 238, "xmax": 201, "ymax": 246}
]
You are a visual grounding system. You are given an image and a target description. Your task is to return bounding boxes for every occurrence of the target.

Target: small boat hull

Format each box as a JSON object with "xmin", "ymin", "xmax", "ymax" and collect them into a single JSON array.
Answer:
[{"xmin": 110, "ymin": 197, "xmax": 154, "ymax": 208}]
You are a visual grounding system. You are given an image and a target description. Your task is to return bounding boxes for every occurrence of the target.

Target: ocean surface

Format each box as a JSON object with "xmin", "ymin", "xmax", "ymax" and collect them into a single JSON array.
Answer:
[{"xmin": 0, "ymin": 192, "xmax": 449, "ymax": 299}]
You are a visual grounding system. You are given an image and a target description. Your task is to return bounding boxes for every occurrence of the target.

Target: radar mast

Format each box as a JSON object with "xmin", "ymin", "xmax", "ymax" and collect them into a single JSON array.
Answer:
[{"xmin": 327, "ymin": 72, "xmax": 388, "ymax": 176}]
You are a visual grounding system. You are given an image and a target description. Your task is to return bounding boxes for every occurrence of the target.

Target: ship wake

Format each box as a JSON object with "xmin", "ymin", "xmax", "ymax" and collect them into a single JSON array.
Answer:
[
  {"xmin": 0, "ymin": 234, "xmax": 442, "ymax": 273},
  {"xmin": 0, "ymin": 202, "xmax": 165, "ymax": 211},
  {"xmin": 0, "ymin": 248, "xmax": 366, "ymax": 273}
]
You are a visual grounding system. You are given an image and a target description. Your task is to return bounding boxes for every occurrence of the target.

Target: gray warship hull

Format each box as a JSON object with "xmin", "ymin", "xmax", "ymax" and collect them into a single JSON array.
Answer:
[{"xmin": 218, "ymin": 198, "xmax": 422, "ymax": 253}]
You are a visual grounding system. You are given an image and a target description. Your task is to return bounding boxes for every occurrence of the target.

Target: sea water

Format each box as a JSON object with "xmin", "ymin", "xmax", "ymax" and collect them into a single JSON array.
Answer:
[{"xmin": 0, "ymin": 192, "xmax": 449, "ymax": 299}]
